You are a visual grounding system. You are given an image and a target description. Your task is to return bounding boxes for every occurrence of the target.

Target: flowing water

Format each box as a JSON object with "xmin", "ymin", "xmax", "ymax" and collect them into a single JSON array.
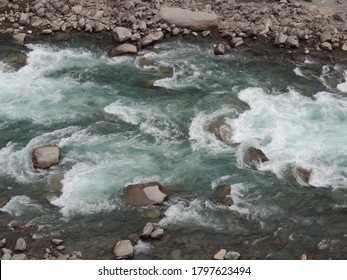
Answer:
[{"xmin": 0, "ymin": 36, "xmax": 346, "ymax": 259}]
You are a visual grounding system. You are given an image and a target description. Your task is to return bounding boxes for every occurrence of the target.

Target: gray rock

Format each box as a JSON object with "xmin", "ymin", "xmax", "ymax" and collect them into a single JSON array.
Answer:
[
  {"xmin": 0, "ymin": 0, "xmax": 9, "ymax": 8},
  {"xmin": 320, "ymin": 42, "xmax": 333, "ymax": 51},
  {"xmin": 171, "ymin": 27, "xmax": 180, "ymax": 36},
  {"xmin": 140, "ymin": 32, "xmax": 164, "ymax": 47},
  {"xmin": 12, "ymin": 33, "xmax": 26, "ymax": 46},
  {"xmin": 230, "ymin": 37, "xmax": 244, "ymax": 48},
  {"xmin": 139, "ymin": 20, "xmax": 147, "ymax": 31},
  {"xmin": 18, "ymin": 13, "xmax": 30, "ymax": 26},
  {"xmin": 52, "ymin": 239, "xmax": 64, "ymax": 245},
  {"xmin": 123, "ymin": 182, "xmax": 168, "ymax": 206},
  {"xmin": 208, "ymin": 118, "xmax": 233, "ymax": 144},
  {"xmin": 72, "ymin": 4, "xmax": 83, "ymax": 15},
  {"xmin": 248, "ymin": 147, "xmax": 269, "ymax": 164},
  {"xmin": 213, "ymin": 249, "xmax": 226, "ymax": 260},
  {"xmin": 320, "ymin": 31, "xmax": 332, "ymax": 43},
  {"xmin": 56, "ymin": 254, "xmax": 69, "ymax": 260},
  {"xmin": 141, "ymin": 222, "xmax": 154, "ymax": 237},
  {"xmin": 72, "ymin": 250, "xmax": 83, "ymax": 258},
  {"xmin": 131, "ymin": 33, "xmax": 141, "ymax": 41},
  {"xmin": 56, "ymin": 245, "xmax": 65, "ymax": 251},
  {"xmin": 112, "ymin": 27, "xmax": 132, "ymax": 43},
  {"xmin": 214, "ymin": 43, "xmax": 226, "ymax": 55},
  {"xmin": 15, "ymin": 238, "xmax": 26, "ymax": 252},
  {"xmin": 202, "ymin": 30, "xmax": 211, "ymax": 37},
  {"xmin": 41, "ymin": 29, "xmax": 53, "ymax": 35},
  {"xmin": 150, "ymin": 228, "xmax": 164, "ymax": 239},
  {"xmin": 31, "ymin": 145, "xmax": 60, "ymax": 169},
  {"xmin": 113, "ymin": 240, "xmax": 133, "ymax": 259},
  {"xmin": 274, "ymin": 33, "xmax": 288, "ymax": 46},
  {"xmin": 11, "ymin": 254, "xmax": 27, "ymax": 260},
  {"xmin": 342, "ymin": 43, "xmax": 347, "ymax": 52},
  {"xmin": 0, "ymin": 238, "xmax": 6, "ymax": 248},
  {"xmin": 109, "ymin": 44, "xmax": 138, "ymax": 57},
  {"xmin": 1, "ymin": 253, "xmax": 11, "ymax": 260},
  {"xmin": 285, "ymin": 35, "xmax": 299, "ymax": 48},
  {"xmin": 224, "ymin": 251, "xmax": 241, "ymax": 260},
  {"xmin": 293, "ymin": 167, "xmax": 311, "ymax": 184},
  {"xmin": 2, "ymin": 248, "xmax": 12, "ymax": 254},
  {"xmin": 93, "ymin": 22, "xmax": 105, "ymax": 32},
  {"xmin": 159, "ymin": 7, "xmax": 219, "ymax": 31}
]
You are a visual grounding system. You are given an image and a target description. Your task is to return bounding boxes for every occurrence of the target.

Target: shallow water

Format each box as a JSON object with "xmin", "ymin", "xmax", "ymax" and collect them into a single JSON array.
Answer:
[{"xmin": 0, "ymin": 37, "xmax": 346, "ymax": 259}]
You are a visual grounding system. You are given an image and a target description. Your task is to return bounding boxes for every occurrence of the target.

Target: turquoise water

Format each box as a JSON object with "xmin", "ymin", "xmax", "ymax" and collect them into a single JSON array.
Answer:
[{"xmin": 0, "ymin": 37, "xmax": 347, "ymax": 259}]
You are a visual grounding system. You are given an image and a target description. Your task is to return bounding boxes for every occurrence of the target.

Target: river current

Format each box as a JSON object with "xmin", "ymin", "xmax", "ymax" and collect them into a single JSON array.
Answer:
[{"xmin": 0, "ymin": 36, "xmax": 346, "ymax": 259}]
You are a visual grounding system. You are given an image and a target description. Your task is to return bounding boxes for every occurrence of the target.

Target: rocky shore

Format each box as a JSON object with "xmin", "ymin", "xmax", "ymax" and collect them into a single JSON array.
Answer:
[{"xmin": 0, "ymin": 0, "xmax": 346, "ymax": 54}]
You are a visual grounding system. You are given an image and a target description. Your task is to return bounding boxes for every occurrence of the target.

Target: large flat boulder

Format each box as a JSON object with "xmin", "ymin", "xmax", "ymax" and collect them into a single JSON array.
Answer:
[
  {"xmin": 31, "ymin": 145, "xmax": 60, "ymax": 169},
  {"xmin": 159, "ymin": 7, "xmax": 219, "ymax": 31},
  {"xmin": 109, "ymin": 44, "xmax": 138, "ymax": 57},
  {"xmin": 123, "ymin": 182, "xmax": 168, "ymax": 206}
]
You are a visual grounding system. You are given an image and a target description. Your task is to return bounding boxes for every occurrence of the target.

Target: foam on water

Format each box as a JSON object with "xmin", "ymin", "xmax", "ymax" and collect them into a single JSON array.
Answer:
[
  {"xmin": 337, "ymin": 70, "xmax": 347, "ymax": 93},
  {"xmin": 134, "ymin": 240, "xmax": 153, "ymax": 254},
  {"xmin": 0, "ymin": 195, "xmax": 42, "ymax": 217},
  {"xmin": 294, "ymin": 67, "xmax": 305, "ymax": 78},
  {"xmin": 232, "ymin": 87, "xmax": 347, "ymax": 187}
]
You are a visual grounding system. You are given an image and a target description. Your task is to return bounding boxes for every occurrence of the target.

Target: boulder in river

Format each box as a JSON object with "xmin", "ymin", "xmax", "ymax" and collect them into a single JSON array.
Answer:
[
  {"xmin": 247, "ymin": 147, "xmax": 269, "ymax": 164},
  {"xmin": 113, "ymin": 240, "xmax": 134, "ymax": 259},
  {"xmin": 208, "ymin": 118, "xmax": 233, "ymax": 144},
  {"xmin": 109, "ymin": 44, "xmax": 138, "ymax": 57},
  {"xmin": 123, "ymin": 182, "xmax": 168, "ymax": 206},
  {"xmin": 139, "ymin": 32, "xmax": 164, "ymax": 47},
  {"xmin": 11, "ymin": 33, "xmax": 26, "ymax": 46},
  {"xmin": 213, "ymin": 185, "xmax": 233, "ymax": 206},
  {"xmin": 32, "ymin": 145, "xmax": 60, "ymax": 169},
  {"xmin": 112, "ymin": 27, "xmax": 132, "ymax": 43},
  {"xmin": 214, "ymin": 43, "xmax": 226, "ymax": 55},
  {"xmin": 138, "ymin": 56, "xmax": 155, "ymax": 67},
  {"xmin": 293, "ymin": 167, "xmax": 311, "ymax": 184},
  {"xmin": 2, "ymin": 51, "xmax": 27, "ymax": 71},
  {"xmin": 159, "ymin": 7, "xmax": 219, "ymax": 31},
  {"xmin": 15, "ymin": 238, "xmax": 26, "ymax": 252}
]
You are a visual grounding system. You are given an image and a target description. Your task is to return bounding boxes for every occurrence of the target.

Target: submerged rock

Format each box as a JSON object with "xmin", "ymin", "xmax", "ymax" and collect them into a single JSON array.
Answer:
[
  {"xmin": 123, "ymin": 182, "xmax": 168, "ymax": 206},
  {"xmin": 2, "ymin": 51, "xmax": 27, "ymax": 71},
  {"xmin": 293, "ymin": 167, "xmax": 311, "ymax": 184},
  {"xmin": 224, "ymin": 251, "xmax": 241, "ymax": 260},
  {"xmin": 31, "ymin": 145, "xmax": 60, "ymax": 169},
  {"xmin": 138, "ymin": 56, "xmax": 155, "ymax": 67},
  {"xmin": 213, "ymin": 185, "xmax": 233, "ymax": 206},
  {"xmin": 208, "ymin": 118, "xmax": 233, "ymax": 144},
  {"xmin": 247, "ymin": 147, "xmax": 269, "ymax": 164},
  {"xmin": 113, "ymin": 240, "xmax": 134, "ymax": 259},
  {"xmin": 159, "ymin": 7, "xmax": 219, "ymax": 31}
]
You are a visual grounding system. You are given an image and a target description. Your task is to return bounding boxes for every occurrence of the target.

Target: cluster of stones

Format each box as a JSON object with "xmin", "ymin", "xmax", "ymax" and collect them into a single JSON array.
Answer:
[
  {"xmin": 213, "ymin": 248, "xmax": 241, "ymax": 260},
  {"xmin": 0, "ymin": 0, "xmax": 346, "ymax": 53},
  {"xmin": 43, "ymin": 239, "xmax": 83, "ymax": 260},
  {"xmin": 113, "ymin": 222, "xmax": 165, "ymax": 259},
  {"xmin": 0, "ymin": 237, "xmax": 28, "ymax": 260}
]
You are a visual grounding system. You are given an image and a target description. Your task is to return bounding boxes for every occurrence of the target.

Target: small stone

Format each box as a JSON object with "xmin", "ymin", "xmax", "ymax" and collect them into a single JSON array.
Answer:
[
  {"xmin": 52, "ymin": 239, "xmax": 64, "ymax": 245},
  {"xmin": 11, "ymin": 254, "xmax": 27, "ymax": 260},
  {"xmin": 248, "ymin": 147, "xmax": 269, "ymax": 164},
  {"xmin": 224, "ymin": 251, "xmax": 241, "ymax": 260},
  {"xmin": 285, "ymin": 35, "xmax": 299, "ymax": 48},
  {"xmin": 2, "ymin": 248, "xmax": 12, "ymax": 254},
  {"xmin": 320, "ymin": 31, "xmax": 332, "ymax": 43},
  {"xmin": 320, "ymin": 42, "xmax": 333, "ymax": 51},
  {"xmin": 15, "ymin": 238, "xmax": 27, "ymax": 252},
  {"xmin": 56, "ymin": 254, "xmax": 69, "ymax": 260},
  {"xmin": 128, "ymin": 233, "xmax": 140, "ymax": 245},
  {"xmin": 214, "ymin": 43, "xmax": 226, "ymax": 55},
  {"xmin": 72, "ymin": 4, "xmax": 83, "ymax": 15},
  {"xmin": 41, "ymin": 29, "xmax": 53, "ymax": 35},
  {"xmin": 0, "ymin": 238, "xmax": 6, "ymax": 248},
  {"xmin": 56, "ymin": 245, "xmax": 65, "ymax": 251},
  {"xmin": 274, "ymin": 33, "xmax": 288, "ymax": 46},
  {"xmin": 202, "ymin": 30, "xmax": 211, "ymax": 37},
  {"xmin": 150, "ymin": 228, "xmax": 164, "ymax": 239},
  {"xmin": 1, "ymin": 253, "xmax": 11, "ymax": 260},
  {"xmin": 72, "ymin": 251, "xmax": 83, "ymax": 258},
  {"xmin": 230, "ymin": 37, "xmax": 244, "ymax": 48},
  {"xmin": 342, "ymin": 43, "xmax": 347, "ymax": 52},
  {"xmin": 213, "ymin": 249, "xmax": 227, "ymax": 260},
  {"xmin": 141, "ymin": 222, "xmax": 154, "ymax": 237}
]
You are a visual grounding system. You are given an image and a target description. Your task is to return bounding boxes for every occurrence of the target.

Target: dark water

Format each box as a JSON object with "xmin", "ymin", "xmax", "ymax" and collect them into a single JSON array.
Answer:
[{"xmin": 0, "ymin": 36, "xmax": 346, "ymax": 259}]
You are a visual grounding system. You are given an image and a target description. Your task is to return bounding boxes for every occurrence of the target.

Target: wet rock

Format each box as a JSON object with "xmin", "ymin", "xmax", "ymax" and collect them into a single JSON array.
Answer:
[
  {"xmin": 320, "ymin": 42, "xmax": 333, "ymax": 51},
  {"xmin": 15, "ymin": 238, "xmax": 26, "ymax": 252},
  {"xmin": 123, "ymin": 182, "xmax": 168, "ymax": 206},
  {"xmin": 213, "ymin": 185, "xmax": 233, "ymax": 206},
  {"xmin": 299, "ymin": 252, "xmax": 309, "ymax": 260},
  {"xmin": 224, "ymin": 251, "xmax": 241, "ymax": 260},
  {"xmin": 0, "ymin": 197, "xmax": 10, "ymax": 208},
  {"xmin": 274, "ymin": 33, "xmax": 288, "ymax": 46},
  {"xmin": 11, "ymin": 33, "xmax": 26, "ymax": 46},
  {"xmin": 171, "ymin": 249, "xmax": 181, "ymax": 260},
  {"xmin": 128, "ymin": 233, "xmax": 140, "ymax": 245},
  {"xmin": 72, "ymin": 250, "xmax": 83, "ymax": 258},
  {"xmin": 11, "ymin": 254, "xmax": 27, "ymax": 260},
  {"xmin": 207, "ymin": 118, "xmax": 233, "ymax": 144},
  {"xmin": 141, "ymin": 222, "xmax": 154, "ymax": 238},
  {"xmin": 320, "ymin": 31, "xmax": 332, "ymax": 43},
  {"xmin": 56, "ymin": 254, "xmax": 69, "ymax": 260},
  {"xmin": 41, "ymin": 29, "xmax": 53, "ymax": 35},
  {"xmin": 285, "ymin": 36, "xmax": 299, "ymax": 48},
  {"xmin": 202, "ymin": 30, "xmax": 211, "ymax": 37},
  {"xmin": 139, "ymin": 79, "xmax": 155, "ymax": 88},
  {"xmin": 213, "ymin": 249, "xmax": 226, "ymax": 260},
  {"xmin": 171, "ymin": 27, "xmax": 180, "ymax": 36},
  {"xmin": 57, "ymin": 245, "xmax": 65, "ymax": 251},
  {"xmin": 140, "ymin": 32, "xmax": 164, "ymax": 47},
  {"xmin": 1, "ymin": 251, "xmax": 11, "ymax": 260},
  {"xmin": 0, "ymin": 238, "xmax": 6, "ymax": 248},
  {"xmin": 31, "ymin": 145, "xmax": 60, "ymax": 169},
  {"xmin": 19, "ymin": 13, "xmax": 30, "ymax": 26},
  {"xmin": 138, "ymin": 56, "xmax": 155, "ymax": 67},
  {"xmin": 2, "ymin": 51, "xmax": 27, "ymax": 71},
  {"xmin": 150, "ymin": 228, "xmax": 164, "ymax": 239},
  {"xmin": 113, "ymin": 240, "xmax": 134, "ymax": 259},
  {"xmin": 144, "ymin": 209, "xmax": 161, "ymax": 219},
  {"xmin": 109, "ymin": 44, "xmax": 138, "ymax": 57},
  {"xmin": 160, "ymin": 7, "xmax": 219, "ymax": 31},
  {"xmin": 214, "ymin": 43, "xmax": 226, "ymax": 55},
  {"xmin": 112, "ymin": 27, "xmax": 132, "ymax": 43},
  {"xmin": 293, "ymin": 167, "xmax": 311, "ymax": 184},
  {"xmin": 52, "ymin": 239, "xmax": 64, "ymax": 245},
  {"xmin": 247, "ymin": 147, "xmax": 269, "ymax": 164},
  {"xmin": 230, "ymin": 37, "xmax": 244, "ymax": 48}
]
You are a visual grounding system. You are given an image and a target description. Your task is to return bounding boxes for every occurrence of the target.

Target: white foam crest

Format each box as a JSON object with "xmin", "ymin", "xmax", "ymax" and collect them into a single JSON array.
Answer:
[
  {"xmin": 294, "ymin": 67, "xmax": 305, "ymax": 78},
  {"xmin": 134, "ymin": 240, "xmax": 153, "ymax": 254},
  {"xmin": 337, "ymin": 70, "xmax": 347, "ymax": 93},
  {"xmin": 232, "ymin": 87, "xmax": 347, "ymax": 187},
  {"xmin": 0, "ymin": 195, "xmax": 42, "ymax": 217},
  {"xmin": 0, "ymin": 126, "xmax": 79, "ymax": 182},
  {"xmin": 159, "ymin": 198, "xmax": 223, "ymax": 228},
  {"xmin": 50, "ymin": 162, "xmax": 118, "ymax": 217},
  {"xmin": 210, "ymin": 175, "xmax": 232, "ymax": 189},
  {"xmin": 189, "ymin": 107, "xmax": 236, "ymax": 153}
]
